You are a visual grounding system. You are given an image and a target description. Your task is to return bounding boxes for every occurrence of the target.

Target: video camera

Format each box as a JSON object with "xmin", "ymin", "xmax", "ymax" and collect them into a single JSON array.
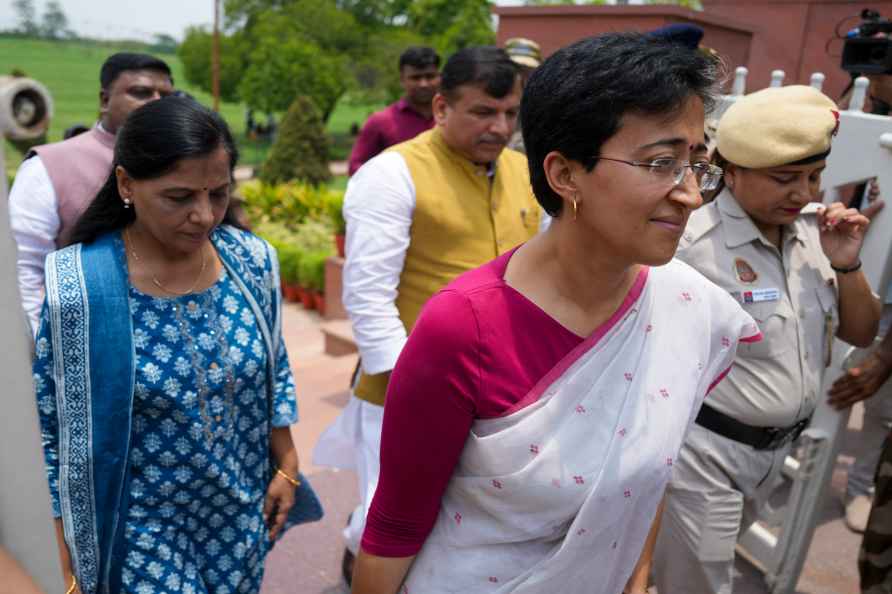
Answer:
[{"xmin": 842, "ymin": 9, "xmax": 892, "ymax": 74}]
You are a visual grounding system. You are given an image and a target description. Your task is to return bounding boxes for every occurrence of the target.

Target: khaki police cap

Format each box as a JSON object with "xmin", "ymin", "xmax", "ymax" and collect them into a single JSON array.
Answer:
[
  {"xmin": 505, "ymin": 38, "xmax": 542, "ymax": 69},
  {"xmin": 716, "ymin": 85, "xmax": 840, "ymax": 169}
]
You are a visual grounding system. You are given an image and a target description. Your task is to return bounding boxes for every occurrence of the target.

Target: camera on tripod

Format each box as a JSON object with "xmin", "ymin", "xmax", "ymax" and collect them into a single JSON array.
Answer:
[{"xmin": 842, "ymin": 9, "xmax": 892, "ymax": 74}]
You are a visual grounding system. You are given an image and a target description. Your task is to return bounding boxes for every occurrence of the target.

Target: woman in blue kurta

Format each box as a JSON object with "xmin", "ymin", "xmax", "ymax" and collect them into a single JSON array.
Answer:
[{"xmin": 33, "ymin": 97, "xmax": 317, "ymax": 594}]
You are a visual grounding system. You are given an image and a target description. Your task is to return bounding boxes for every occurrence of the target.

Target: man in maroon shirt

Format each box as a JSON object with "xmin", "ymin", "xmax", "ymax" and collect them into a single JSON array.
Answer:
[{"xmin": 347, "ymin": 46, "xmax": 440, "ymax": 175}]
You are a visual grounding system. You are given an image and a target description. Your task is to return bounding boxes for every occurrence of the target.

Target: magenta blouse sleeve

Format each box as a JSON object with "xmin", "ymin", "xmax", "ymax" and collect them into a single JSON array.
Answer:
[{"xmin": 361, "ymin": 289, "xmax": 481, "ymax": 557}]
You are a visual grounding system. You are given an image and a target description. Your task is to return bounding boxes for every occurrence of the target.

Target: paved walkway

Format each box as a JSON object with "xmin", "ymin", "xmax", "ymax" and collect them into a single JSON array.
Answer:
[{"xmin": 263, "ymin": 302, "xmax": 869, "ymax": 593}]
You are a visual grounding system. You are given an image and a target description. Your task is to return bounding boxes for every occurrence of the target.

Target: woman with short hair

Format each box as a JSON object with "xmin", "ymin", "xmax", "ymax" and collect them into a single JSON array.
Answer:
[
  {"xmin": 350, "ymin": 33, "xmax": 759, "ymax": 594},
  {"xmin": 35, "ymin": 96, "xmax": 318, "ymax": 594}
]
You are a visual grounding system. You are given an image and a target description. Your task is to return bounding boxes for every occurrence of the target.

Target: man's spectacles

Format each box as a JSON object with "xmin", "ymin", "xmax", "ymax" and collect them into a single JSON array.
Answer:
[{"xmin": 594, "ymin": 156, "xmax": 724, "ymax": 192}]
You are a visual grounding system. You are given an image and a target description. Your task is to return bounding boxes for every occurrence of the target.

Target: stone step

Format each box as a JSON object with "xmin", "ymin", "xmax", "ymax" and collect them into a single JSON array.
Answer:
[{"xmin": 320, "ymin": 319, "xmax": 357, "ymax": 357}]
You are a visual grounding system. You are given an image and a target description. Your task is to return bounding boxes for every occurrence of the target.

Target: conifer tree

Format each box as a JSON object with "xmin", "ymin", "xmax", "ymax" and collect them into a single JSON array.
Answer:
[{"xmin": 260, "ymin": 96, "xmax": 331, "ymax": 186}]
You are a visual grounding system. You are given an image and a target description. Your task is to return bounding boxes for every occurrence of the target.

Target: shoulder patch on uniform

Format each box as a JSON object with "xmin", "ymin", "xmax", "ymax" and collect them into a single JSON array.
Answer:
[{"xmin": 680, "ymin": 201, "xmax": 721, "ymax": 247}]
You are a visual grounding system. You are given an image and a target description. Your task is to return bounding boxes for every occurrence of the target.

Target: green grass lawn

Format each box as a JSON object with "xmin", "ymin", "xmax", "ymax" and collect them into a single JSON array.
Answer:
[{"xmin": 0, "ymin": 37, "xmax": 381, "ymax": 177}]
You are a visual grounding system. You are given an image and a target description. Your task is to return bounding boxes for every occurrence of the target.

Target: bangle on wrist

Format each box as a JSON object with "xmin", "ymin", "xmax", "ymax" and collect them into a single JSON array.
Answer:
[
  {"xmin": 275, "ymin": 467, "xmax": 301, "ymax": 487},
  {"xmin": 65, "ymin": 575, "xmax": 77, "ymax": 594},
  {"xmin": 831, "ymin": 260, "xmax": 862, "ymax": 274}
]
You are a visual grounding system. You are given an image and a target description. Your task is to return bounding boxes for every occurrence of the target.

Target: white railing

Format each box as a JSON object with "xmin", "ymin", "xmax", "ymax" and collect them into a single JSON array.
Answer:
[{"xmin": 716, "ymin": 67, "xmax": 892, "ymax": 594}]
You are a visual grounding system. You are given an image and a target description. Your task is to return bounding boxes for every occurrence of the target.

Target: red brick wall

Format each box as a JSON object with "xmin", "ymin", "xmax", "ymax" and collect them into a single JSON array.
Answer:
[
  {"xmin": 494, "ymin": 2, "xmax": 892, "ymax": 99},
  {"xmin": 702, "ymin": 0, "xmax": 892, "ymax": 100}
]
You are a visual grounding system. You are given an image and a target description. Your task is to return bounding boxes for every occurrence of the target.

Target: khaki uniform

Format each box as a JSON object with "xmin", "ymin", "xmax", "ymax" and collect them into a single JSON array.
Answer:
[{"xmin": 653, "ymin": 189, "xmax": 839, "ymax": 593}]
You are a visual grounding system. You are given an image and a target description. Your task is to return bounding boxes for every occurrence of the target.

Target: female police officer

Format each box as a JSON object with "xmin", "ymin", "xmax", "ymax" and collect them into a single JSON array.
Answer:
[{"xmin": 653, "ymin": 85, "xmax": 881, "ymax": 593}]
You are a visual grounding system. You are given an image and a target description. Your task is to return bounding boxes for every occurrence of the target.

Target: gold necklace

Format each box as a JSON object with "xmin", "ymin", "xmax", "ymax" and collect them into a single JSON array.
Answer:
[{"xmin": 124, "ymin": 228, "xmax": 208, "ymax": 296}]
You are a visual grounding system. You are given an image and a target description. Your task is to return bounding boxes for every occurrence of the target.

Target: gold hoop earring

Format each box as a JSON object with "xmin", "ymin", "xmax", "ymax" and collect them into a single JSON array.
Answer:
[{"xmin": 571, "ymin": 196, "xmax": 578, "ymax": 221}]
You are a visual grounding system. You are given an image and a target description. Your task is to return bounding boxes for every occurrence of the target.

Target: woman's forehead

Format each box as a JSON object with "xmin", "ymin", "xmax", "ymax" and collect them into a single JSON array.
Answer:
[
  {"xmin": 611, "ymin": 99, "xmax": 707, "ymax": 150},
  {"xmin": 154, "ymin": 149, "xmax": 232, "ymax": 186}
]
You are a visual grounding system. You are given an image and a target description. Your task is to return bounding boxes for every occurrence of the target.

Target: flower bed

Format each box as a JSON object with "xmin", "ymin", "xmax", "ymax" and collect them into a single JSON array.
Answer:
[{"xmin": 238, "ymin": 180, "xmax": 343, "ymax": 306}]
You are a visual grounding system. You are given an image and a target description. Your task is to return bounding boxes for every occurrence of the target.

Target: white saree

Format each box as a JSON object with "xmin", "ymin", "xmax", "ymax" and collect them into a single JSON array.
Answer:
[{"xmin": 402, "ymin": 260, "xmax": 760, "ymax": 594}]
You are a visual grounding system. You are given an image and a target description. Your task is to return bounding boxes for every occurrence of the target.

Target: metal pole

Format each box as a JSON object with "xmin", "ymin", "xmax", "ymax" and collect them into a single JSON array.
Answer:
[{"xmin": 212, "ymin": 0, "xmax": 220, "ymax": 112}]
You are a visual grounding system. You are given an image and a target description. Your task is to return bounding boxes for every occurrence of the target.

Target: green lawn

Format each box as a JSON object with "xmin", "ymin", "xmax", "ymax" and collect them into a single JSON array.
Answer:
[{"xmin": 0, "ymin": 37, "xmax": 381, "ymax": 177}]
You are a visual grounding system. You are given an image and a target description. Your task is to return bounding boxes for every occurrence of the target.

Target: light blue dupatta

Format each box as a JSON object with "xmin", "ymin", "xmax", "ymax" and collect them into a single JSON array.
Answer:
[{"xmin": 44, "ymin": 225, "xmax": 321, "ymax": 593}]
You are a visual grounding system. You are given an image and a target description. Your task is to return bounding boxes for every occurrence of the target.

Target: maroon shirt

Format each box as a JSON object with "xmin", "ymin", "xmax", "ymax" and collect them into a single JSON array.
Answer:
[{"xmin": 347, "ymin": 98, "xmax": 434, "ymax": 175}]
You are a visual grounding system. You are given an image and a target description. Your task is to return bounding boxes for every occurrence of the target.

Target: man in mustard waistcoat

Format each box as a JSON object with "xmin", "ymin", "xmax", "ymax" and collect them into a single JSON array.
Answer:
[{"xmin": 313, "ymin": 46, "xmax": 543, "ymax": 584}]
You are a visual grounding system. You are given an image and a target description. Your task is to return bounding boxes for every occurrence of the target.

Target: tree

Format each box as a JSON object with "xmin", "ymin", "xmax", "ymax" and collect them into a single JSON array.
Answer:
[
  {"xmin": 178, "ymin": 26, "xmax": 248, "ymax": 103},
  {"xmin": 225, "ymin": 0, "xmax": 412, "ymax": 29},
  {"xmin": 237, "ymin": 15, "xmax": 348, "ymax": 119},
  {"xmin": 350, "ymin": 27, "xmax": 426, "ymax": 104},
  {"xmin": 182, "ymin": 1, "xmax": 365, "ymax": 118},
  {"xmin": 150, "ymin": 33, "xmax": 178, "ymax": 54},
  {"xmin": 260, "ymin": 95, "xmax": 331, "ymax": 186},
  {"xmin": 12, "ymin": 0, "xmax": 39, "ymax": 36},
  {"xmin": 408, "ymin": 0, "xmax": 495, "ymax": 54},
  {"xmin": 41, "ymin": 1, "xmax": 72, "ymax": 40},
  {"xmin": 334, "ymin": 0, "xmax": 414, "ymax": 28}
]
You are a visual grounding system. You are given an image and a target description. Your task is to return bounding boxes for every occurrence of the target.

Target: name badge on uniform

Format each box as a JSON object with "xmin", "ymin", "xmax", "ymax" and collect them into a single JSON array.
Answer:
[{"xmin": 731, "ymin": 288, "xmax": 781, "ymax": 304}]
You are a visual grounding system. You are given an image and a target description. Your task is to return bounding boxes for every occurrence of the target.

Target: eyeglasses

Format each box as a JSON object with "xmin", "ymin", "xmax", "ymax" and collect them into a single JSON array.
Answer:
[{"xmin": 594, "ymin": 156, "xmax": 724, "ymax": 192}]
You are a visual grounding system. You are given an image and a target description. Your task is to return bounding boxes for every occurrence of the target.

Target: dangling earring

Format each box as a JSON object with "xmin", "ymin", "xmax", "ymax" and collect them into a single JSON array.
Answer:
[
  {"xmin": 123, "ymin": 198, "xmax": 132, "ymax": 209},
  {"xmin": 571, "ymin": 195, "xmax": 578, "ymax": 221}
]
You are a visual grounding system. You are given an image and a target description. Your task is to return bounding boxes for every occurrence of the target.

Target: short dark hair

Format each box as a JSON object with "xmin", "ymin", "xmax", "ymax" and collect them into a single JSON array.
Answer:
[
  {"xmin": 521, "ymin": 33, "xmax": 720, "ymax": 216},
  {"xmin": 100, "ymin": 52, "xmax": 172, "ymax": 90},
  {"xmin": 69, "ymin": 96, "xmax": 241, "ymax": 245},
  {"xmin": 399, "ymin": 46, "xmax": 440, "ymax": 71},
  {"xmin": 440, "ymin": 46, "xmax": 518, "ymax": 102}
]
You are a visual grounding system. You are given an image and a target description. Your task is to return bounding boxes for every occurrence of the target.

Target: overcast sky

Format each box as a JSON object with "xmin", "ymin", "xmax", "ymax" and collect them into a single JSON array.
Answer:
[{"xmin": 0, "ymin": 0, "xmax": 526, "ymax": 42}]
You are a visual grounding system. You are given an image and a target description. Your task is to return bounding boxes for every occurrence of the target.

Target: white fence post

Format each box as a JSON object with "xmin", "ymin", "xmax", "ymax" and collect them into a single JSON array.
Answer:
[
  {"xmin": 732, "ymin": 66, "xmax": 748, "ymax": 97},
  {"xmin": 770, "ymin": 69, "xmax": 785, "ymax": 88},
  {"xmin": 850, "ymin": 76, "xmax": 870, "ymax": 113}
]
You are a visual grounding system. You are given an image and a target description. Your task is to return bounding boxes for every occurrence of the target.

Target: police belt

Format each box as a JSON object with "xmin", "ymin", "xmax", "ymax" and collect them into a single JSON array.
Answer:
[{"xmin": 695, "ymin": 404, "xmax": 810, "ymax": 451}]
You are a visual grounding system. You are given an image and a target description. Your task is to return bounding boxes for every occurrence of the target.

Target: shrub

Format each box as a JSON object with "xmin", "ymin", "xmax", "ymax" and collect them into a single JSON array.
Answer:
[
  {"xmin": 326, "ymin": 192, "xmax": 346, "ymax": 235},
  {"xmin": 311, "ymin": 252, "xmax": 328, "ymax": 294},
  {"xmin": 259, "ymin": 95, "xmax": 331, "ymax": 187},
  {"xmin": 239, "ymin": 180, "xmax": 343, "ymax": 231},
  {"xmin": 297, "ymin": 250, "xmax": 328, "ymax": 293},
  {"xmin": 277, "ymin": 243, "xmax": 303, "ymax": 285}
]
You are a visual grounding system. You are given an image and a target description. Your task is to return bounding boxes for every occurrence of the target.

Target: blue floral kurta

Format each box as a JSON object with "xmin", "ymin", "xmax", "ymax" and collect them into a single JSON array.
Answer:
[{"xmin": 35, "ymin": 253, "xmax": 298, "ymax": 594}]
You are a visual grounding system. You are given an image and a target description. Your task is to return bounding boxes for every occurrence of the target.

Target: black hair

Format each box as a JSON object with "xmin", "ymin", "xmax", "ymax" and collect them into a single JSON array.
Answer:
[
  {"xmin": 69, "ymin": 96, "xmax": 242, "ymax": 245},
  {"xmin": 521, "ymin": 33, "xmax": 720, "ymax": 216},
  {"xmin": 399, "ymin": 46, "xmax": 441, "ymax": 71},
  {"xmin": 100, "ymin": 52, "xmax": 172, "ymax": 90},
  {"xmin": 440, "ymin": 46, "xmax": 519, "ymax": 101}
]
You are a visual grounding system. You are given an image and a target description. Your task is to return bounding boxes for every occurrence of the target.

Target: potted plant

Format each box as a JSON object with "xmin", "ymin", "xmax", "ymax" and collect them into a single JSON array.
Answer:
[
  {"xmin": 278, "ymin": 244, "xmax": 302, "ymax": 303},
  {"xmin": 297, "ymin": 254, "xmax": 316, "ymax": 310},
  {"xmin": 311, "ymin": 252, "xmax": 327, "ymax": 314},
  {"xmin": 327, "ymin": 192, "xmax": 346, "ymax": 258}
]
